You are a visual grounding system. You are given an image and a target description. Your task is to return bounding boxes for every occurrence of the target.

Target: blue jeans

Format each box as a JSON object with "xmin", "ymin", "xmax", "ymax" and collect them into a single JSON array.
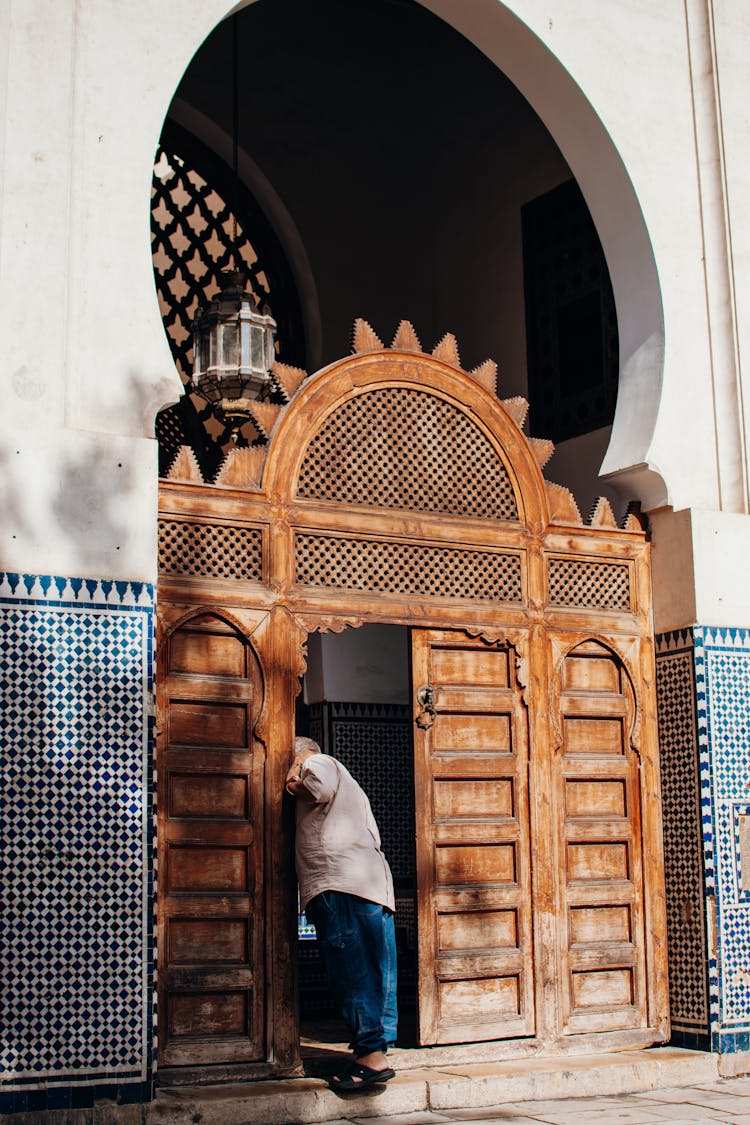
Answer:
[{"xmin": 306, "ymin": 890, "xmax": 398, "ymax": 1056}]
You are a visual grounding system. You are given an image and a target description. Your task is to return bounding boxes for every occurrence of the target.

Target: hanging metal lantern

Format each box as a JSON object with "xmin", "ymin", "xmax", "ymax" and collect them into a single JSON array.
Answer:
[{"xmin": 190, "ymin": 270, "xmax": 277, "ymax": 437}]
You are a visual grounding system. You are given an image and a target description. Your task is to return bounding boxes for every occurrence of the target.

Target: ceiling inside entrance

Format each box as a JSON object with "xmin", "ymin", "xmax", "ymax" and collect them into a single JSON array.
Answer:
[{"xmin": 170, "ymin": 0, "xmax": 570, "ymax": 379}]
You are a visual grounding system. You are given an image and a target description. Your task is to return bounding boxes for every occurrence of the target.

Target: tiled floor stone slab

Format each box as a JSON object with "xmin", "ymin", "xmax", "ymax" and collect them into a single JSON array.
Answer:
[
  {"xmin": 693, "ymin": 1080, "xmax": 750, "ymax": 1095},
  {"xmin": 350, "ymin": 1113, "xmax": 452, "ymax": 1124},
  {"xmin": 458, "ymin": 1100, "xmax": 667, "ymax": 1123},
  {"xmin": 425, "ymin": 1051, "xmax": 720, "ymax": 1111},
  {"xmin": 437, "ymin": 1119, "xmax": 543, "ymax": 1124},
  {"xmin": 442, "ymin": 1109, "xmax": 565, "ymax": 1121},
  {"xmin": 631, "ymin": 1103, "xmax": 738, "ymax": 1121}
]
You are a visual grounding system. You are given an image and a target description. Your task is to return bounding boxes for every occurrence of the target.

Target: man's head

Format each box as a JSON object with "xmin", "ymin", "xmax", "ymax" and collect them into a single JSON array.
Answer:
[{"xmin": 293, "ymin": 736, "xmax": 321, "ymax": 763}]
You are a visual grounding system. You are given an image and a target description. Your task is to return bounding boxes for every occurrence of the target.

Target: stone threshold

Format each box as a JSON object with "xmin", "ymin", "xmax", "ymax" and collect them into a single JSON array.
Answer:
[{"xmin": 150, "ymin": 1047, "xmax": 720, "ymax": 1125}]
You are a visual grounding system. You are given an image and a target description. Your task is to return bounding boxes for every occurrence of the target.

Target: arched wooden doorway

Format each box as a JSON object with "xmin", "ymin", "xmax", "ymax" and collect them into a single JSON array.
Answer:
[{"xmin": 156, "ymin": 322, "xmax": 669, "ymax": 1083}]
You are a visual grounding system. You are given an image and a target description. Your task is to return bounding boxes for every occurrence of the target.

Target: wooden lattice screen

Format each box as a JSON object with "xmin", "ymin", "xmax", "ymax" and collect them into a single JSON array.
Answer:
[{"xmin": 296, "ymin": 387, "xmax": 519, "ymax": 520}]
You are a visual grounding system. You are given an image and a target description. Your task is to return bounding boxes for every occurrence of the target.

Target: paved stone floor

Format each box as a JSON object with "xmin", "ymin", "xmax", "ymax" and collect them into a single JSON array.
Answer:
[{"xmin": 317, "ymin": 1076, "xmax": 750, "ymax": 1124}]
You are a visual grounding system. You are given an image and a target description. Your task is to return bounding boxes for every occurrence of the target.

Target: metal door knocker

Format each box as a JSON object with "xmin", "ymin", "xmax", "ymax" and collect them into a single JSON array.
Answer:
[{"xmin": 415, "ymin": 683, "xmax": 436, "ymax": 730}]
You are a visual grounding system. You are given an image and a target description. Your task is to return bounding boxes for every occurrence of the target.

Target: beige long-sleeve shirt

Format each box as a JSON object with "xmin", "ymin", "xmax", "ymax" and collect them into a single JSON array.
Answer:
[{"xmin": 295, "ymin": 754, "xmax": 395, "ymax": 912}]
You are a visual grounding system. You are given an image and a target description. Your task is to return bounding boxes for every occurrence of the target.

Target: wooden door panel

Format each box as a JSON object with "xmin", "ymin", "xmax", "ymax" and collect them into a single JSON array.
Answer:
[
  {"xmin": 569, "ymin": 905, "xmax": 631, "ymax": 944},
  {"xmin": 169, "ymin": 700, "xmax": 249, "ymax": 747},
  {"xmin": 170, "ymin": 630, "xmax": 248, "ymax": 677},
  {"xmin": 169, "ymin": 991, "xmax": 249, "ymax": 1038},
  {"xmin": 413, "ymin": 628, "xmax": 534, "ymax": 1045},
  {"xmin": 434, "ymin": 778, "xmax": 515, "ymax": 818},
  {"xmin": 567, "ymin": 841, "xmax": 630, "ymax": 882},
  {"xmin": 158, "ymin": 614, "xmax": 265, "ymax": 1068},
  {"xmin": 572, "ymin": 969, "xmax": 633, "ymax": 1008},
  {"xmin": 168, "ymin": 847, "xmax": 249, "ymax": 893},
  {"xmin": 432, "ymin": 711, "xmax": 512, "ymax": 750},
  {"xmin": 431, "ymin": 647, "xmax": 510, "ymax": 687},
  {"xmin": 435, "ymin": 842, "xmax": 517, "ymax": 885},
  {"xmin": 169, "ymin": 918, "xmax": 249, "ymax": 963},
  {"xmin": 169, "ymin": 773, "xmax": 250, "ymax": 818},
  {"xmin": 439, "ymin": 976, "xmax": 521, "ymax": 1020},
  {"xmin": 563, "ymin": 716, "xmax": 624, "ymax": 754},
  {"xmin": 554, "ymin": 638, "xmax": 647, "ymax": 1035},
  {"xmin": 562, "ymin": 652, "xmax": 621, "ymax": 693},
  {"xmin": 565, "ymin": 779, "xmax": 627, "ymax": 818},
  {"xmin": 438, "ymin": 908, "xmax": 518, "ymax": 950}
]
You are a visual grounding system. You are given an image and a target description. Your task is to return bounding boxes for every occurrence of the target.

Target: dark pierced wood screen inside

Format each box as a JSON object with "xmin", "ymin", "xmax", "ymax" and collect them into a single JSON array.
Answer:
[
  {"xmin": 151, "ymin": 120, "xmax": 306, "ymax": 475},
  {"xmin": 156, "ymin": 327, "xmax": 669, "ymax": 1079}
]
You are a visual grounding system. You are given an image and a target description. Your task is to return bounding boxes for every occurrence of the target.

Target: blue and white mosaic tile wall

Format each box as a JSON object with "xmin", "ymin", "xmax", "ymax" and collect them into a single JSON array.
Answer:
[
  {"xmin": 655, "ymin": 629, "xmax": 709, "ymax": 1047},
  {"xmin": 655, "ymin": 626, "xmax": 750, "ymax": 1055},
  {"xmin": 695, "ymin": 627, "xmax": 750, "ymax": 1054},
  {"xmin": 0, "ymin": 574, "xmax": 155, "ymax": 1114}
]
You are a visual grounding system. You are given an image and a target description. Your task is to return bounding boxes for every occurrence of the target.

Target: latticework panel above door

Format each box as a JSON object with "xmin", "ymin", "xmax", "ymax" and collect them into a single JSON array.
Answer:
[{"xmin": 296, "ymin": 387, "xmax": 519, "ymax": 521}]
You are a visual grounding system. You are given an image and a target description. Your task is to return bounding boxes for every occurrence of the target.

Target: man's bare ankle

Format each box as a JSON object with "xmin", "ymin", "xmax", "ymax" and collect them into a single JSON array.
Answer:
[{"xmin": 354, "ymin": 1050, "xmax": 388, "ymax": 1070}]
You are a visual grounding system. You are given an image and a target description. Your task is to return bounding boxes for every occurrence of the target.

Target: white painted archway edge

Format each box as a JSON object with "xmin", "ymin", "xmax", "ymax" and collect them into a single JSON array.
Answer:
[{"xmin": 421, "ymin": 0, "xmax": 669, "ymax": 510}]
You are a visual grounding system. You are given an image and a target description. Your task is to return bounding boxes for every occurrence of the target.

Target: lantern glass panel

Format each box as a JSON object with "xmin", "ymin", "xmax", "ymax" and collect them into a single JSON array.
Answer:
[
  {"xmin": 240, "ymin": 320, "xmax": 250, "ymax": 369},
  {"xmin": 207, "ymin": 323, "xmax": 218, "ymax": 370},
  {"xmin": 222, "ymin": 322, "xmax": 240, "ymax": 369},
  {"xmin": 250, "ymin": 324, "xmax": 265, "ymax": 372}
]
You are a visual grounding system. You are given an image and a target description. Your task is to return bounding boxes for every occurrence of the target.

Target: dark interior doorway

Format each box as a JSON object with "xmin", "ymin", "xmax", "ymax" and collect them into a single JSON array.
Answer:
[{"xmin": 295, "ymin": 623, "xmax": 417, "ymax": 1065}]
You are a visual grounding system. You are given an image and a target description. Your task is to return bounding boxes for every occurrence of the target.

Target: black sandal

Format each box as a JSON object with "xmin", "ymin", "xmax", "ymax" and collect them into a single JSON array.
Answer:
[{"xmin": 328, "ymin": 1062, "xmax": 396, "ymax": 1090}]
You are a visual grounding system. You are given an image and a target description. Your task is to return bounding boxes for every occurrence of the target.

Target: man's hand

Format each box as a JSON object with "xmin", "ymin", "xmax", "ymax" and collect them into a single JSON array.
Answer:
[{"xmin": 285, "ymin": 758, "xmax": 313, "ymax": 798}]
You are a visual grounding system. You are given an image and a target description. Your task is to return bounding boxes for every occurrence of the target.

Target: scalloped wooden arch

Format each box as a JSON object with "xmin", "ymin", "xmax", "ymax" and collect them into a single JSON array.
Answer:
[
  {"xmin": 155, "ymin": 324, "xmax": 665, "ymax": 1070},
  {"xmin": 262, "ymin": 348, "xmax": 551, "ymax": 534},
  {"xmin": 165, "ymin": 318, "xmax": 644, "ymax": 534}
]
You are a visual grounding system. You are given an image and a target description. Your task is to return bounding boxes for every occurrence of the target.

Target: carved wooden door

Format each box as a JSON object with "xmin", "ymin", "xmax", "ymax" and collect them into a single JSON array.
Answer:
[
  {"xmin": 157, "ymin": 613, "xmax": 265, "ymax": 1068},
  {"xmin": 412, "ymin": 628, "xmax": 535, "ymax": 1045},
  {"xmin": 551, "ymin": 638, "xmax": 649, "ymax": 1035}
]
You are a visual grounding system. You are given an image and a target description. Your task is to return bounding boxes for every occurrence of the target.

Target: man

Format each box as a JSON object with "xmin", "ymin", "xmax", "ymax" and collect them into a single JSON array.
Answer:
[{"xmin": 286, "ymin": 735, "xmax": 397, "ymax": 1090}]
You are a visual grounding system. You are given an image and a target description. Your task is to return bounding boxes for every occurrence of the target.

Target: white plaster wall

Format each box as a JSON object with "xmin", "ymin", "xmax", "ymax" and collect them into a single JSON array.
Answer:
[
  {"xmin": 0, "ymin": 0, "xmax": 229, "ymax": 581},
  {"xmin": 651, "ymin": 506, "xmax": 750, "ymax": 633},
  {"xmin": 303, "ymin": 625, "xmax": 409, "ymax": 706},
  {"xmin": 713, "ymin": 0, "xmax": 750, "ymax": 504}
]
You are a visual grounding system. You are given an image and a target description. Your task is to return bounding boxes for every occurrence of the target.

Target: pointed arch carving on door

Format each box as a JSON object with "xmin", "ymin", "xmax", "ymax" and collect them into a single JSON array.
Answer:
[{"xmin": 547, "ymin": 634, "xmax": 644, "ymax": 756}]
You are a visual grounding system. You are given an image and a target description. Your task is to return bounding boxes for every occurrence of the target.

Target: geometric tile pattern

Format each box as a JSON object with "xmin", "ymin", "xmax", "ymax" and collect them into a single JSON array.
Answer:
[
  {"xmin": 694, "ymin": 627, "xmax": 750, "ymax": 1049},
  {"xmin": 0, "ymin": 573, "xmax": 154, "ymax": 1108},
  {"xmin": 654, "ymin": 629, "xmax": 709, "ymax": 1039}
]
